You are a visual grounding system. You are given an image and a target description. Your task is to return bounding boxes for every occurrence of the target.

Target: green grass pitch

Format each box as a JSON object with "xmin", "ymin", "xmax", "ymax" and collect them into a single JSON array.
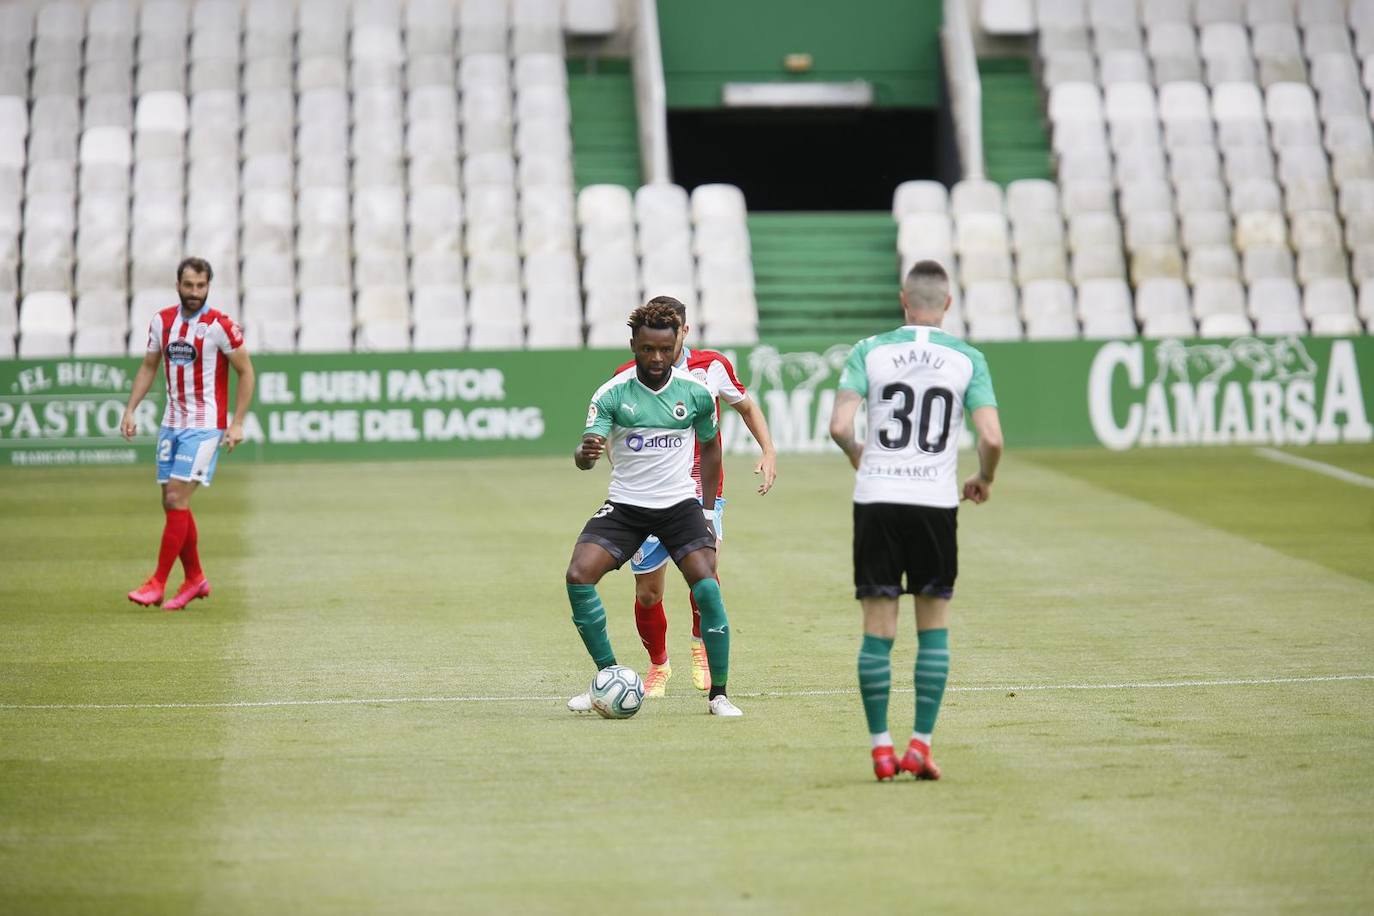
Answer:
[{"xmin": 2, "ymin": 447, "xmax": 1373, "ymax": 913}]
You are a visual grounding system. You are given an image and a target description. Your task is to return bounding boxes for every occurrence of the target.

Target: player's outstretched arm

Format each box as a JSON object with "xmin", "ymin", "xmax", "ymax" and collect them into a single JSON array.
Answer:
[
  {"xmin": 224, "ymin": 347, "xmax": 256, "ymax": 453},
  {"xmin": 574, "ymin": 434, "xmax": 605, "ymax": 470},
  {"xmin": 828, "ymin": 389, "xmax": 864, "ymax": 470},
  {"xmin": 730, "ymin": 397, "xmax": 778, "ymax": 494},
  {"xmin": 121, "ymin": 350, "xmax": 163, "ymax": 441},
  {"xmin": 962, "ymin": 406, "xmax": 1003, "ymax": 504}
]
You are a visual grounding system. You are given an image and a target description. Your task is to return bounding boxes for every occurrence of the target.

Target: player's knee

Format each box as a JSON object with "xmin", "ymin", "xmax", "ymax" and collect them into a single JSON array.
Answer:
[
  {"xmin": 565, "ymin": 564, "xmax": 596, "ymax": 586},
  {"xmin": 161, "ymin": 491, "xmax": 184, "ymax": 511},
  {"xmin": 690, "ymin": 575, "xmax": 720, "ymax": 597},
  {"xmin": 635, "ymin": 581, "xmax": 664, "ymax": 606}
]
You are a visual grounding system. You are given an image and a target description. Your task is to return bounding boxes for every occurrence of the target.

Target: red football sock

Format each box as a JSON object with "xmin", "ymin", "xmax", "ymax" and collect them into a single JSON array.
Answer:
[
  {"xmin": 155, "ymin": 508, "xmax": 191, "ymax": 583},
  {"xmin": 688, "ymin": 574, "xmax": 719, "ymax": 639},
  {"xmin": 634, "ymin": 600, "xmax": 669, "ymax": 665},
  {"xmin": 179, "ymin": 510, "xmax": 203, "ymax": 581}
]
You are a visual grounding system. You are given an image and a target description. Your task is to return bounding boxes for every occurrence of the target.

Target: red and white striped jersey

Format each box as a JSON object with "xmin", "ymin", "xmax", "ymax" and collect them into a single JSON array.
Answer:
[
  {"xmin": 613, "ymin": 347, "xmax": 749, "ymax": 498},
  {"xmin": 145, "ymin": 305, "xmax": 245, "ymax": 430}
]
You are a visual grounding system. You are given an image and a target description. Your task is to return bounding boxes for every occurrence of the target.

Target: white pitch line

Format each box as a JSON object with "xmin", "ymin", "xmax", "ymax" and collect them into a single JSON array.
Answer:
[
  {"xmin": 1254, "ymin": 447, "xmax": 1374, "ymax": 489},
  {"xmin": 1, "ymin": 674, "xmax": 1370, "ymax": 711}
]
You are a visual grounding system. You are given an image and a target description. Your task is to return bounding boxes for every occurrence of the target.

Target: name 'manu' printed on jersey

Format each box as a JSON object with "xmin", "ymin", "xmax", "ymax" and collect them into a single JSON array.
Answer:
[
  {"xmin": 146, "ymin": 305, "xmax": 245, "ymax": 431},
  {"xmin": 584, "ymin": 366, "xmax": 719, "ymax": 509},
  {"xmin": 612, "ymin": 347, "xmax": 747, "ymax": 499},
  {"xmin": 838, "ymin": 326, "xmax": 997, "ymax": 508}
]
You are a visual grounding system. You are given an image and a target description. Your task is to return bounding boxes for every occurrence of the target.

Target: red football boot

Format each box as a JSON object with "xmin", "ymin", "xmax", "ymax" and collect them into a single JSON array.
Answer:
[
  {"xmin": 872, "ymin": 745, "xmax": 899, "ymax": 781},
  {"xmin": 899, "ymin": 739, "xmax": 942, "ymax": 780},
  {"xmin": 163, "ymin": 577, "xmax": 210, "ymax": 611},
  {"xmin": 127, "ymin": 577, "xmax": 166, "ymax": 607}
]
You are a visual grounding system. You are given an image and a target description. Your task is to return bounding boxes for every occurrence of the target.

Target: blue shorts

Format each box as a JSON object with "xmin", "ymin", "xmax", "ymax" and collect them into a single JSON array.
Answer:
[
  {"xmin": 631, "ymin": 497, "xmax": 725, "ymax": 574},
  {"xmin": 156, "ymin": 427, "xmax": 224, "ymax": 486}
]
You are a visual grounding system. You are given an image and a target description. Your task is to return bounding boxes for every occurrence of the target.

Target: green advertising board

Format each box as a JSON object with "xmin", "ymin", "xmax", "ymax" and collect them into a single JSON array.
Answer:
[{"xmin": 1, "ymin": 335, "xmax": 1371, "ymax": 468}]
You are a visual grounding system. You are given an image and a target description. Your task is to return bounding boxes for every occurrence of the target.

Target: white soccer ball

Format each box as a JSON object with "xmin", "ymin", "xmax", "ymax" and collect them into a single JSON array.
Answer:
[{"xmin": 590, "ymin": 665, "xmax": 644, "ymax": 719}]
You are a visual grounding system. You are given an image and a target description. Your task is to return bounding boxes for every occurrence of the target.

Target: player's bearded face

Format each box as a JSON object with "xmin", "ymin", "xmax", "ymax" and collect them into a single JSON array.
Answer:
[
  {"xmin": 633, "ymin": 326, "xmax": 678, "ymax": 386},
  {"xmin": 177, "ymin": 270, "xmax": 210, "ymax": 311}
]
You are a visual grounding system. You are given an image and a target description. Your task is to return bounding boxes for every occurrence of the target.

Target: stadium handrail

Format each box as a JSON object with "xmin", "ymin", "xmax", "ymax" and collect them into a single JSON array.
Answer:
[
  {"xmin": 632, "ymin": 0, "xmax": 672, "ymax": 183},
  {"xmin": 941, "ymin": 0, "xmax": 986, "ymax": 180}
]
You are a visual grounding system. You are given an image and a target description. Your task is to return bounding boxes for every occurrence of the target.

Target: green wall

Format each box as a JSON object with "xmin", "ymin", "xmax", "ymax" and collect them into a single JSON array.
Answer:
[
  {"xmin": 3, "ymin": 336, "xmax": 1371, "ymax": 467},
  {"xmin": 656, "ymin": 0, "xmax": 943, "ymax": 108}
]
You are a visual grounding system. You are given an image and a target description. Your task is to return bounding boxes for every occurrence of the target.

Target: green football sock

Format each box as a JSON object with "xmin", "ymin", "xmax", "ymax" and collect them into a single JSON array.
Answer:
[
  {"xmin": 567, "ymin": 583, "xmax": 616, "ymax": 670},
  {"xmin": 858, "ymin": 633, "xmax": 895, "ymax": 736},
  {"xmin": 690, "ymin": 578, "xmax": 729, "ymax": 689},
  {"xmin": 914, "ymin": 628, "xmax": 950, "ymax": 736}
]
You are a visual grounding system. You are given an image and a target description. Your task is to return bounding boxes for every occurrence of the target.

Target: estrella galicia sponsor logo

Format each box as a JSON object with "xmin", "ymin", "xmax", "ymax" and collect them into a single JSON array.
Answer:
[
  {"xmin": 166, "ymin": 339, "xmax": 197, "ymax": 366},
  {"xmin": 672, "ymin": 401, "xmax": 687, "ymax": 420},
  {"xmin": 626, "ymin": 433, "xmax": 684, "ymax": 452}
]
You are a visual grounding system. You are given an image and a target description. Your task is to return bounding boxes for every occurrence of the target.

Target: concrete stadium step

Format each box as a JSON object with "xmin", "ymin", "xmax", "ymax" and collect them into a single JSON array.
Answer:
[
  {"xmin": 567, "ymin": 59, "xmax": 641, "ymax": 190},
  {"xmin": 978, "ymin": 57, "xmax": 1053, "ymax": 184},
  {"xmin": 748, "ymin": 212, "xmax": 899, "ymax": 340}
]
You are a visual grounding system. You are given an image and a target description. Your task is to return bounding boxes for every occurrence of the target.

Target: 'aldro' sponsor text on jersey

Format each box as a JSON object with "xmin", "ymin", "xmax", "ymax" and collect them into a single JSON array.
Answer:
[{"xmin": 584, "ymin": 366, "xmax": 718, "ymax": 508}]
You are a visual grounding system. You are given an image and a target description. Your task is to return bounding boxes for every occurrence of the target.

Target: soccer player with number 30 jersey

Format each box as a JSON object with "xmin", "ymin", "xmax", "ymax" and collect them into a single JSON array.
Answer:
[
  {"xmin": 830, "ymin": 260, "xmax": 1003, "ymax": 781},
  {"xmin": 121, "ymin": 258, "xmax": 256, "ymax": 610}
]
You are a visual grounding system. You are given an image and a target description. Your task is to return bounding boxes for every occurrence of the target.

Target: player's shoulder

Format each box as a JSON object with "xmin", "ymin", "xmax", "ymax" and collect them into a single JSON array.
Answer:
[
  {"xmin": 850, "ymin": 326, "xmax": 917, "ymax": 359},
  {"xmin": 928, "ymin": 328, "xmax": 990, "ymax": 367},
  {"xmin": 686, "ymin": 347, "xmax": 733, "ymax": 369},
  {"xmin": 592, "ymin": 365, "xmax": 637, "ymax": 400},
  {"xmin": 612, "ymin": 357, "xmax": 634, "ymax": 376},
  {"xmin": 154, "ymin": 305, "xmax": 179, "ymax": 324},
  {"xmin": 205, "ymin": 309, "xmax": 245, "ymax": 343},
  {"xmin": 669, "ymin": 365, "xmax": 712, "ymax": 391}
]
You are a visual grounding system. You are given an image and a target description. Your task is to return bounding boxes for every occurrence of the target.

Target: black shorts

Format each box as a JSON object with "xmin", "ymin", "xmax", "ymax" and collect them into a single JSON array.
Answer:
[
  {"xmin": 853, "ymin": 502, "xmax": 958, "ymax": 600},
  {"xmin": 577, "ymin": 498, "xmax": 717, "ymax": 569}
]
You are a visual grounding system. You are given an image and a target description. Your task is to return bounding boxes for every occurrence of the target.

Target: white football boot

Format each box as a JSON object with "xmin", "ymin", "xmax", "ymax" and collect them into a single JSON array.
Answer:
[
  {"xmin": 708, "ymin": 695, "xmax": 743, "ymax": 717},
  {"xmin": 567, "ymin": 691, "xmax": 593, "ymax": 713}
]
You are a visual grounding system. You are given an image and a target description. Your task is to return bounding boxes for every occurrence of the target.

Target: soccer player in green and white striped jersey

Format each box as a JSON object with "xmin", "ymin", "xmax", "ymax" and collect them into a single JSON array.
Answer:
[
  {"xmin": 829, "ymin": 259, "xmax": 1004, "ymax": 780},
  {"xmin": 564, "ymin": 301, "xmax": 743, "ymax": 717}
]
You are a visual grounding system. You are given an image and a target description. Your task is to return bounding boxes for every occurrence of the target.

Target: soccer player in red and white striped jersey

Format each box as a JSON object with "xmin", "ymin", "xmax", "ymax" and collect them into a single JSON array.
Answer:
[
  {"xmin": 121, "ymin": 258, "xmax": 255, "ymax": 610},
  {"xmin": 612, "ymin": 296, "xmax": 778, "ymax": 697}
]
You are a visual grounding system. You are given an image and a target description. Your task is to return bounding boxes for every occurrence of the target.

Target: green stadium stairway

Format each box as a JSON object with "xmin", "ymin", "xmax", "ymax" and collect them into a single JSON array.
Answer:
[
  {"xmin": 748, "ymin": 212, "xmax": 900, "ymax": 344},
  {"xmin": 978, "ymin": 57, "xmax": 1053, "ymax": 185},
  {"xmin": 566, "ymin": 58, "xmax": 642, "ymax": 189}
]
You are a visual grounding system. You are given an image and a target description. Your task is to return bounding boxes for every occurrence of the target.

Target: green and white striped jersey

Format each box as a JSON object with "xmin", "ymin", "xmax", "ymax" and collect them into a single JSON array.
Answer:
[
  {"xmin": 584, "ymin": 366, "xmax": 719, "ymax": 509},
  {"xmin": 838, "ymin": 325, "xmax": 997, "ymax": 508}
]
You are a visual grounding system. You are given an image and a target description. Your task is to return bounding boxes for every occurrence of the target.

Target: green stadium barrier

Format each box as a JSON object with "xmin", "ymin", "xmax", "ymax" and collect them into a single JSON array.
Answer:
[{"xmin": 1, "ymin": 335, "xmax": 1370, "ymax": 467}]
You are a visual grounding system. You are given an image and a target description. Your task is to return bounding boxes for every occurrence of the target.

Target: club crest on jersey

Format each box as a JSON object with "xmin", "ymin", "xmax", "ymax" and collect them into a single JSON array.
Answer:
[
  {"xmin": 672, "ymin": 401, "xmax": 687, "ymax": 420},
  {"xmin": 194, "ymin": 323, "xmax": 208, "ymax": 339},
  {"xmin": 166, "ymin": 339, "xmax": 196, "ymax": 366}
]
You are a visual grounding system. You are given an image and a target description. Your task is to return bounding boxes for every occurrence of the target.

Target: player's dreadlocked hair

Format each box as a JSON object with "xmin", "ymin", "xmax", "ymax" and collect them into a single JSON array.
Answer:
[{"xmin": 627, "ymin": 299, "xmax": 683, "ymax": 334}]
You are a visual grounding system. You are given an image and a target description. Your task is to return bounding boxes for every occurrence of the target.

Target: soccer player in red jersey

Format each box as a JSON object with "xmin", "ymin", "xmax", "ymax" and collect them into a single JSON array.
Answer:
[
  {"xmin": 121, "ymin": 257, "xmax": 255, "ymax": 610},
  {"xmin": 610, "ymin": 296, "xmax": 777, "ymax": 697}
]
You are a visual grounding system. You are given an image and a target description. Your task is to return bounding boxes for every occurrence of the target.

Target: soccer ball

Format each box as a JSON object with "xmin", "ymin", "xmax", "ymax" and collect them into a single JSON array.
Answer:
[{"xmin": 590, "ymin": 665, "xmax": 644, "ymax": 719}]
